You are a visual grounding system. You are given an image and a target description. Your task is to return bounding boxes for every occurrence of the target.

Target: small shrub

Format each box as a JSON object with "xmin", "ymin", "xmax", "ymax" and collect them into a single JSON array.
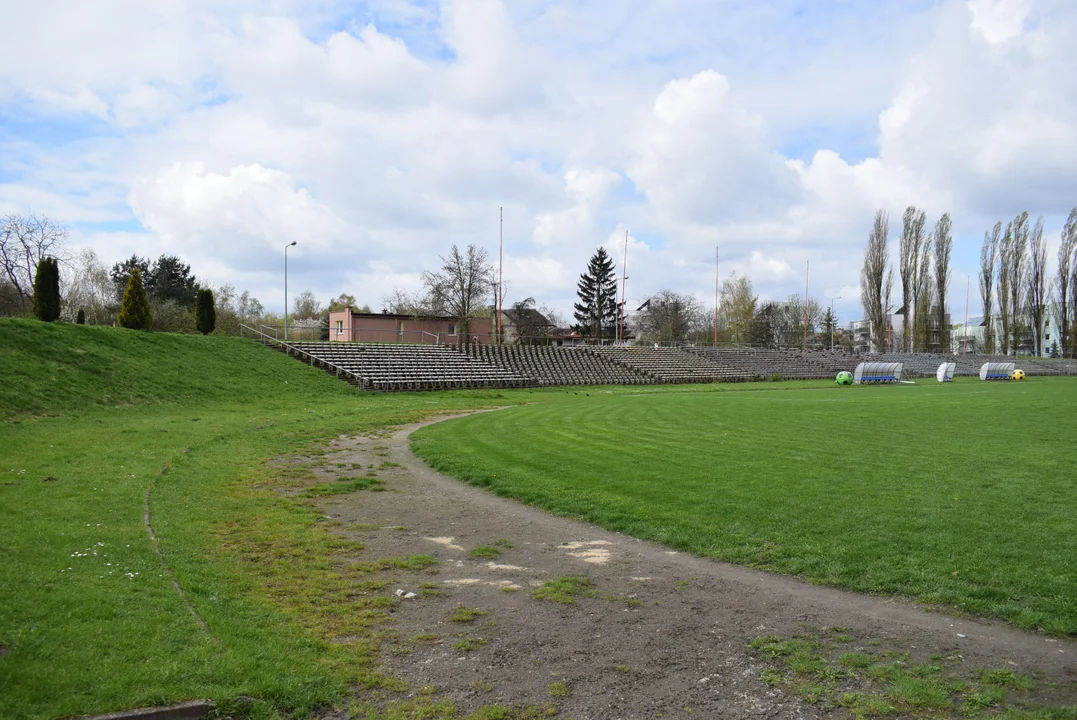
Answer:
[
  {"xmin": 767, "ymin": 373, "xmax": 784, "ymax": 382},
  {"xmin": 117, "ymin": 268, "xmax": 153, "ymax": 330}
]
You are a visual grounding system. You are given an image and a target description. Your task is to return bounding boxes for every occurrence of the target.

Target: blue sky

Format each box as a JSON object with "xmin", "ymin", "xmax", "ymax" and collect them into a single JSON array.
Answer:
[{"xmin": 1, "ymin": 0, "xmax": 1075, "ymax": 325}]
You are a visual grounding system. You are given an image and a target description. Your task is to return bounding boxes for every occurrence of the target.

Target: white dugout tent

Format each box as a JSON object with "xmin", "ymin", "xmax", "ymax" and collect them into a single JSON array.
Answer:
[{"xmin": 853, "ymin": 362, "xmax": 903, "ymax": 384}]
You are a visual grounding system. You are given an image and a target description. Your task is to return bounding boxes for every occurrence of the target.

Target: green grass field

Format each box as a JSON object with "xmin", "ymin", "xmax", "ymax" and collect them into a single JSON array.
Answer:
[
  {"xmin": 3, "ymin": 317, "xmax": 1076, "ymax": 719},
  {"xmin": 412, "ymin": 379, "xmax": 1077, "ymax": 636},
  {"xmin": 0, "ymin": 319, "xmax": 522, "ymax": 719}
]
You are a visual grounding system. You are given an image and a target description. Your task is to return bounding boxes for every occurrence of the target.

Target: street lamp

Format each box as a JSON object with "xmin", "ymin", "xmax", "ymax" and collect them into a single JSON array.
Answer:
[
  {"xmin": 284, "ymin": 241, "xmax": 297, "ymax": 340},
  {"xmin": 830, "ymin": 296, "xmax": 841, "ymax": 350}
]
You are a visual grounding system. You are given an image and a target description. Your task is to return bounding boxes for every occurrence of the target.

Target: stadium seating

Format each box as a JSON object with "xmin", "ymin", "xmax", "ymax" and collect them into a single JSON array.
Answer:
[
  {"xmin": 268, "ymin": 337, "xmax": 1077, "ymax": 391},
  {"xmin": 585, "ymin": 346, "xmax": 754, "ymax": 383},
  {"xmin": 461, "ymin": 344, "xmax": 655, "ymax": 386},
  {"xmin": 285, "ymin": 342, "xmax": 534, "ymax": 391}
]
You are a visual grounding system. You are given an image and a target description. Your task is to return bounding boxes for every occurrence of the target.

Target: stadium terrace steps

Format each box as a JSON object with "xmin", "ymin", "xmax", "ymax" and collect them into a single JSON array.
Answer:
[
  {"xmin": 584, "ymin": 346, "xmax": 754, "ymax": 383},
  {"xmin": 461, "ymin": 344, "xmax": 655, "ymax": 387},
  {"xmin": 284, "ymin": 342, "xmax": 534, "ymax": 391},
  {"xmin": 270, "ymin": 341, "xmax": 1077, "ymax": 391}
]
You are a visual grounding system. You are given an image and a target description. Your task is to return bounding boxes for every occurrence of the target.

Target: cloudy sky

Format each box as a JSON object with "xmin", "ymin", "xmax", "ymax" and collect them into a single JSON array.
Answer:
[{"xmin": 2, "ymin": 0, "xmax": 1075, "ymax": 324}]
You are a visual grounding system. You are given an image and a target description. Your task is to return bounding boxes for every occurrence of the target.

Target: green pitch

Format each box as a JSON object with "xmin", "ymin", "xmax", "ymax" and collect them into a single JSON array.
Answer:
[{"xmin": 412, "ymin": 379, "xmax": 1077, "ymax": 636}]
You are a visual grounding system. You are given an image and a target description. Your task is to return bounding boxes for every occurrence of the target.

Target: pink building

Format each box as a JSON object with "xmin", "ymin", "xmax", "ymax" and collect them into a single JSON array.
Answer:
[{"xmin": 328, "ymin": 308, "xmax": 494, "ymax": 344}]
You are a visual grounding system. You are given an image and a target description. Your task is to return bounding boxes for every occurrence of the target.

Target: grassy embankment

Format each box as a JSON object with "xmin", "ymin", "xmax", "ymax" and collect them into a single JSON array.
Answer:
[
  {"xmin": 412, "ymin": 378, "xmax": 1077, "ymax": 636},
  {"xmin": 0, "ymin": 319, "xmax": 525, "ymax": 719}
]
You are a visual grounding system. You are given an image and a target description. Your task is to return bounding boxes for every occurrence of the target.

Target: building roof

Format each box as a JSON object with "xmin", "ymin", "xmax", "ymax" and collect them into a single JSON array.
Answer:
[
  {"xmin": 339, "ymin": 308, "xmax": 459, "ymax": 322},
  {"xmin": 502, "ymin": 307, "xmax": 552, "ymax": 327}
]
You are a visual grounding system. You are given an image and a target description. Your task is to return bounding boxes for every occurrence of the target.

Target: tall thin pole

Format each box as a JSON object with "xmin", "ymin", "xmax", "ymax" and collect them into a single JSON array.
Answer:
[
  {"xmin": 714, "ymin": 247, "xmax": 719, "ymax": 347},
  {"xmin": 284, "ymin": 240, "xmax": 296, "ymax": 340},
  {"xmin": 964, "ymin": 275, "xmax": 970, "ymax": 354},
  {"xmin": 830, "ymin": 296, "xmax": 841, "ymax": 350},
  {"xmin": 620, "ymin": 229, "xmax": 629, "ymax": 346},
  {"xmin": 498, "ymin": 207, "xmax": 503, "ymax": 345},
  {"xmin": 803, "ymin": 260, "xmax": 809, "ymax": 353}
]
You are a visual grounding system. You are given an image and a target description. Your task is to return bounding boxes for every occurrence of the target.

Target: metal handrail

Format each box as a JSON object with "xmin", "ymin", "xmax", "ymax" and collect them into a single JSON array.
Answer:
[{"xmin": 239, "ymin": 323, "xmax": 368, "ymax": 391}]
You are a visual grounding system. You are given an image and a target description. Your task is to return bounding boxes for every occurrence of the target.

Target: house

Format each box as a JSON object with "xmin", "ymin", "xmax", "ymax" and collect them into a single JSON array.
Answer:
[{"xmin": 328, "ymin": 307, "xmax": 494, "ymax": 344}]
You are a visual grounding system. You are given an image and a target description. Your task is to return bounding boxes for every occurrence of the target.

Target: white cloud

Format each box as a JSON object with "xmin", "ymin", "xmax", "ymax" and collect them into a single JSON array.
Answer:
[
  {"xmin": 129, "ymin": 162, "xmax": 344, "ymax": 259},
  {"xmin": 2, "ymin": 0, "xmax": 1076, "ymax": 326}
]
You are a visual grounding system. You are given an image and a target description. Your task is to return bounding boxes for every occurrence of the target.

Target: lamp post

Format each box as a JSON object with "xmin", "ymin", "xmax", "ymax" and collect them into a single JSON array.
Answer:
[
  {"xmin": 830, "ymin": 296, "xmax": 841, "ymax": 350},
  {"xmin": 284, "ymin": 241, "xmax": 297, "ymax": 340}
]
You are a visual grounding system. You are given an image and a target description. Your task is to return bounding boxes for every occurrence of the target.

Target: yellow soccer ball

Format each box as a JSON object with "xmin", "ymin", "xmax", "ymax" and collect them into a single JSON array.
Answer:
[{"xmin": 1011, "ymin": 369, "xmax": 1026, "ymax": 381}]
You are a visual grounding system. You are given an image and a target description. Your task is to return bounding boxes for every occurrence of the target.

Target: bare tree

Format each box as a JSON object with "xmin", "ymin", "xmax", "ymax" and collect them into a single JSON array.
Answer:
[
  {"xmin": 423, "ymin": 244, "xmax": 495, "ymax": 346},
  {"xmin": 292, "ymin": 290, "xmax": 323, "ymax": 319},
  {"xmin": 933, "ymin": 213, "xmax": 952, "ymax": 353},
  {"xmin": 716, "ymin": 272, "xmax": 757, "ymax": 344},
  {"xmin": 62, "ymin": 248, "xmax": 115, "ymax": 324},
  {"xmin": 914, "ymin": 230, "xmax": 934, "ymax": 351},
  {"xmin": 1007, "ymin": 211, "xmax": 1030, "ymax": 354},
  {"xmin": 997, "ymin": 221, "xmax": 1013, "ymax": 355},
  {"xmin": 860, "ymin": 210, "xmax": 891, "ymax": 353},
  {"xmin": 979, "ymin": 223, "xmax": 1001, "ymax": 353},
  {"xmin": 634, "ymin": 289, "xmax": 706, "ymax": 344},
  {"xmin": 1058, "ymin": 208, "xmax": 1077, "ymax": 358},
  {"xmin": 1027, "ymin": 216, "xmax": 1049, "ymax": 356},
  {"xmin": 1, "ymin": 213, "xmax": 69, "ymax": 315},
  {"xmin": 505, "ymin": 297, "xmax": 555, "ymax": 344},
  {"xmin": 899, "ymin": 206, "xmax": 927, "ymax": 352}
]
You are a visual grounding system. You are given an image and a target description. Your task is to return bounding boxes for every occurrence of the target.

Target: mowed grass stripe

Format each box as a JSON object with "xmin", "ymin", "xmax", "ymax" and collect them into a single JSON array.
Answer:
[{"xmin": 412, "ymin": 379, "xmax": 1077, "ymax": 635}]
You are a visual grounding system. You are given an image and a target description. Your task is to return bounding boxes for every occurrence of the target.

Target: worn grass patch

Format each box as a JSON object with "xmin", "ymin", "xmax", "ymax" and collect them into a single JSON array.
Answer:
[
  {"xmin": 449, "ymin": 607, "xmax": 488, "ymax": 623},
  {"xmin": 749, "ymin": 629, "xmax": 1073, "ymax": 719},
  {"xmin": 469, "ymin": 545, "xmax": 501, "ymax": 559},
  {"xmin": 531, "ymin": 576, "xmax": 592, "ymax": 604},
  {"xmin": 303, "ymin": 475, "xmax": 386, "ymax": 496}
]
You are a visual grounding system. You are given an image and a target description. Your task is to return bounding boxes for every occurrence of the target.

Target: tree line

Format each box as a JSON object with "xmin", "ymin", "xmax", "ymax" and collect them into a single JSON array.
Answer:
[{"xmin": 859, "ymin": 205, "xmax": 1076, "ymax": 356}]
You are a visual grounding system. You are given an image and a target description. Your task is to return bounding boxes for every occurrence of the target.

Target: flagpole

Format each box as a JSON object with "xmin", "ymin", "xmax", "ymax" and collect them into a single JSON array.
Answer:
[
  {"xmin": 497, "ymin": 207, "xmax": 503, "ymax": 345},
  {"xmin": 803, "ymin": 259, "xmax": 809, "ymax": 353},
  {"xmin": 620, "ymin": 229, "xmax": 629, "ymax": 346},
  {"xmin": 714, "ymin": 247, "xmax": 719, "ymax": 347},
  {"xmin": 964, "ymin": 275, "xmax": 970, "ymax": 354}
]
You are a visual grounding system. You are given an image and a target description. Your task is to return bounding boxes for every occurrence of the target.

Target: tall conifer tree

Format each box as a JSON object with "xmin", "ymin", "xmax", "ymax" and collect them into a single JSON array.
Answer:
[
  {"xmin": 573, "ymin": 247, "xmax": 619, "ymax": 342},
  {"xmin": 117, "ymin": 268, "xmax": 153, "ymax": 330},
  {"xmin": 32, "ymin": 257, "xmax": 61, "ymax": 322}
]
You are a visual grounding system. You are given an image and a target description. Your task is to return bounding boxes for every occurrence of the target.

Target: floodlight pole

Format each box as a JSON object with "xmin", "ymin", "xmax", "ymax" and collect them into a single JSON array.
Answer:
[
  {"xmin": 620, "ymin": 229, "xmax": 629, "ymax": 346},
  {"xmin": 830, "ymin": 296, "xmax": 841, "ymax": 350},
  {"xmin": 963, "ymin": 276, "xmax": 970, "ymax": 354},
  {"xmin": 803, "ymin": 260, "xmax": 809, "ymax": 353},
  {"xmin": 284, "ymin": 240, "xmax": 297, "ymax": 340},
  {"xmin": 714, "ymin": 247, "xmax": 719, "ymax": 347},
  {"xmin": 498, "ymin": 207, "xmax": 503, "ymax": 345}
]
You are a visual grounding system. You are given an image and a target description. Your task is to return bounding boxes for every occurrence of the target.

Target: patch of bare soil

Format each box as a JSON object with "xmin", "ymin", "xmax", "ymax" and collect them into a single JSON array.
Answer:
[{"xmin": 310, "ymin": 415, "xmax": 1076, "ymax": 719}]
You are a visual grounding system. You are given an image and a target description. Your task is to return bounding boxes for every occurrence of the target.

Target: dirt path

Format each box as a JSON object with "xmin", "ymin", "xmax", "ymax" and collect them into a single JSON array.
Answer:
[{"xmin": 313, "ymin": 414, "xmax": 1075, "ymax": 719}]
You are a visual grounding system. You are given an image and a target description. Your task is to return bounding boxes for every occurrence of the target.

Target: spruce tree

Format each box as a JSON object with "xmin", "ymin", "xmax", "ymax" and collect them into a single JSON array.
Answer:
[
  {"xmin": 32, "ymin": 257, "xmax": 61, "ymax": 322},
  {"xmin": 117, "ymin": 268, "xmax": 153, "ymax": 330},
  {"xmin": 196, "ymin": 288, "xmax": 216, "ymax": 335},
  {"xmin": 573, "ymin": 247, "xmax": 619, "ymax": 341},
  {"xmin": 76, "ymin": 308, "xmax": 86, "ymax": 325}
]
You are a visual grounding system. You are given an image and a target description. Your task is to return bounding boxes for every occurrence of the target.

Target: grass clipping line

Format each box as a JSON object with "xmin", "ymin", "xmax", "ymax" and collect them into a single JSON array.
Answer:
[{"xmin": 144, "ymin": 461, "xmax": 216, "ymax": 641}]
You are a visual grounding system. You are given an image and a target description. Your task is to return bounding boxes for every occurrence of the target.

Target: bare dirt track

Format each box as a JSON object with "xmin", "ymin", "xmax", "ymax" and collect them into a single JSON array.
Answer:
[{"xmin": 311, "ymin": 414, "xmax": 1076, "ymax": 719}]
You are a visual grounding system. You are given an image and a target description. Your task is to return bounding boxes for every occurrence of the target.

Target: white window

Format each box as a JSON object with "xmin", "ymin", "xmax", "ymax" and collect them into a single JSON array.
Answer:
[
  {"xmin": 335, "ymin": 320, "xmax": 343, "ymax": 335},
  {"xmin": 447, "ymin": 323, "xmax": 456, "ymax": 336}
]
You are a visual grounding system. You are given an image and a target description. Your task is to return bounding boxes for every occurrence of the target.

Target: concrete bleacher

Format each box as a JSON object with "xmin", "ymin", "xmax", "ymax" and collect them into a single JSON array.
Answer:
[
  {"xmin": 688, "ymin": 347, "xmax": 859, "ymax": 380},
  {"xmin": 286, "ymin": 342, "xmax": 534, "ymax": 391},
  {"xmin": 462, "ymin": 344, "xmax": 655, "ymax": 387},
  {"xmin": 271, "ymin": 337, "xmax": 1077, "ymax": 391},
  {"xmin": 585, "ymin": 346, "xmax": 754, "ymax": 383}
]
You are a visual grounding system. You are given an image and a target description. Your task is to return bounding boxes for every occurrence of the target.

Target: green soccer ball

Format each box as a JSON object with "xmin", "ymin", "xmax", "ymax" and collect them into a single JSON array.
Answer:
[{"xmin": 836, "ymin": 371, "xmax": 853, "ymax": 385}]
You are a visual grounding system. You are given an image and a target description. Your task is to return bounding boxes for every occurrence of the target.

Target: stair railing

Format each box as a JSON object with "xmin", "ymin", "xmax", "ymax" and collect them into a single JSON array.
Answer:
[{"xmin": 239, "ymin": 323, "xmax": 368, "ymax": 391}]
